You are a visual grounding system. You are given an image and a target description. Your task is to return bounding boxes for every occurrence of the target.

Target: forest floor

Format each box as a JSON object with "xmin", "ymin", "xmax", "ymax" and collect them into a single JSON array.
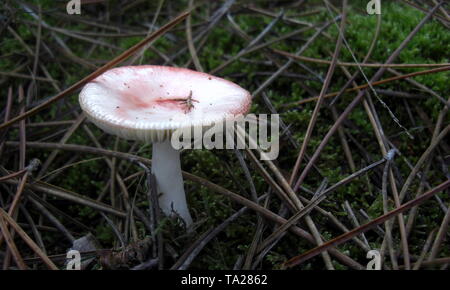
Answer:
[{"xmin": 0, "ymin": 0, "xmax": 449, "ymax": 270}]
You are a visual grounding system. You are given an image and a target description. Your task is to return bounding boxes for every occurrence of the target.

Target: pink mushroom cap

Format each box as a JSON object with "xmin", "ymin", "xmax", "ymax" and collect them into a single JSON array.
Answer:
[{"xmin": 79, "ymin": 65, "xmax": 252, "ymax": 142}]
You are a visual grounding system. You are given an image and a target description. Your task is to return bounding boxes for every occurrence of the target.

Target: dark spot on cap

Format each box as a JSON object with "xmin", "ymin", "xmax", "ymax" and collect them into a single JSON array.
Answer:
[
  {"xmin": 160, "ymin": 84, "xmax": 163, "ymax": 87},
  {"xmin": 208, "ymin": 77, "xmax": 212, "ymax": 80},
  {"xmin": 116, "ymin": 106, "xmax": 120, "ymax": 108}
]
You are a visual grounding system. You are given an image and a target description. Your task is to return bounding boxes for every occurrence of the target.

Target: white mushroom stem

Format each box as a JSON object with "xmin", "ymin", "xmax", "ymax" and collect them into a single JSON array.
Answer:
[{"xmin": 152, "ymin": 139, "xmax": 193, "ymax": 227}]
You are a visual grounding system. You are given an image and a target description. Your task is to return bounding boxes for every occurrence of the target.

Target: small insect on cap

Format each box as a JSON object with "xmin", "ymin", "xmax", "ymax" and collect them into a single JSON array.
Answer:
[{"xmin": 79, "ymin": 65, "xmax": 252, "ymax": 143}]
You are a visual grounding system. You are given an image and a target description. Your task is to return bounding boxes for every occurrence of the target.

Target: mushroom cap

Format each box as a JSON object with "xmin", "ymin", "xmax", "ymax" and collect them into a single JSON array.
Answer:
[{"xmin": 79, "ymin": 65, "xmax": 252, "ymax": 142}]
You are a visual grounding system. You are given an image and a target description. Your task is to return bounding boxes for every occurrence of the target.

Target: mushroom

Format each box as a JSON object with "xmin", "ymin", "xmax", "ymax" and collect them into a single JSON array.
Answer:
[{"xmin": 79, "ymin": 65, "xmax": 251, "ymax": 228}]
